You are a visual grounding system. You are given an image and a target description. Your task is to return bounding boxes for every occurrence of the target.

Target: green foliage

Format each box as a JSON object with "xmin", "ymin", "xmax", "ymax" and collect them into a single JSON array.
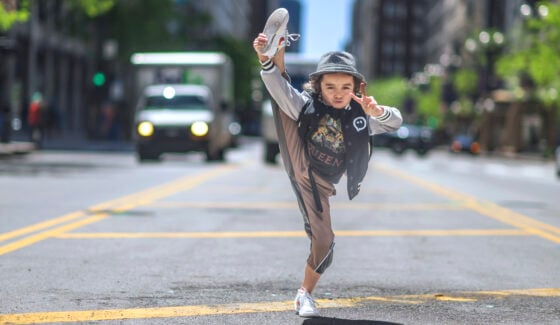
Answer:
[
  {"xmin": 0, "ymin": 0, "xmax": 29, "ymax": 31},
  {"xmin": 413, "ymin": 77, "xmax": 443, "ymax": 126},
  {"xmin": 455, "ymin": 96, "xmax": 476, "ymax": 117},
  {"xmin": 71, "ymin": 0, "xmax": 115, "ymax": 17},
  {"xmin": 496, "ymin": 1, "xmax": 560, "ymax": 106},
  {"xmin": 370, "ymin": 75, "xmax": 444, "ymax": 127},
  {"xmin": 367, "ymin": 77, "xmax": 407, "ymax": 109},
  {"xmin": 453, "ymin": 68, "xmax": 478, "ymax": 96},
  {"xmin": 0, "ymin": 0, "xmax": 114, "ymax": 32}
]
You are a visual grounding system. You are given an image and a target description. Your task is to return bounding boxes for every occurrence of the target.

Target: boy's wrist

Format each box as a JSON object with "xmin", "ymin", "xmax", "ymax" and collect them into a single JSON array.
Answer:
[{"xmin": 258, "ymin": 54, "xmax": 269, "ymax": 63}]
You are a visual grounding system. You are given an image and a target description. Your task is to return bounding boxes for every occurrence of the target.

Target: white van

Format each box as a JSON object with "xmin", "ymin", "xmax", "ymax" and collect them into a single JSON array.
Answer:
[{"xmin": 133, "ymin": 84, "xmax": 235, "ymax": 161}]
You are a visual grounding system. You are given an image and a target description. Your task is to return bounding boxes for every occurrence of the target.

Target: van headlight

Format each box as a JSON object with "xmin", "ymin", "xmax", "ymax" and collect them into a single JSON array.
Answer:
[
  {"xmin": 190, "ymin": 121, "xmax": 209, "ymax": 137},
  {"xmin": 137, "ymin": 121, "xmax": 154, "ymax": 137}
]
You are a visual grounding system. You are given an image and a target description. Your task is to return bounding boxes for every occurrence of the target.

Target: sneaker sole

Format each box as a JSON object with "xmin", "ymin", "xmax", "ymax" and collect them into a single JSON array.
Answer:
[
  {"xmin": 297, "ymin": 310, "xmax": 319, "ymax": 318},
  {"xmin": 260, "ymin": 8, "xmax": 289, "ymax": 57}
]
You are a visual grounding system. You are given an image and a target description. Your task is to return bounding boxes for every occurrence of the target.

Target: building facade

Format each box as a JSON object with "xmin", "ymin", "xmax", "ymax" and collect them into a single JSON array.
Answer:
[{"xmin": 350, "ymin": 0, "xmax": 432, "ymax": 80}]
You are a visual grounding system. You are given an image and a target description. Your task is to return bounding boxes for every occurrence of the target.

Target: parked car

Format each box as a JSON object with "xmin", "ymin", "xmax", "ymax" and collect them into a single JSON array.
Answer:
[
  {"xmin": 133, "ymin": 84, "xmax": 236, "ymax": 162},
  {"xmin": 372, "ymin": 124, "xmax": 434, "ymax": 156},
  {"xmin": 556, "ymin": 146, "xmax": 560, "ymax": 178},
  {"xmin": 450, "ymin": 134, "xmax": 480, "ymax": 155}
]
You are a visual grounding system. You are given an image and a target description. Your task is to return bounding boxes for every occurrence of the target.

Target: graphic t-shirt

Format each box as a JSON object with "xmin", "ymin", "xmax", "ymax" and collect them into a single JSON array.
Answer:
[{"xmin": 305, "ymin": 106, "xmax": 346, "ymax": 183}]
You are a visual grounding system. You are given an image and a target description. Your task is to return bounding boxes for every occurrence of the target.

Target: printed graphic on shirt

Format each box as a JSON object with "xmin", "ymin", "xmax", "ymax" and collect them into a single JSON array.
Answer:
[{"xmin": 310, "ymin": 114, "xmax": 345, "ymax": 154}]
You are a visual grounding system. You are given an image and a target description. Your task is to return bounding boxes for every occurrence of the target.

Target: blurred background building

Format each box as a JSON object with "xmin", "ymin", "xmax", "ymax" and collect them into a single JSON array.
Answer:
[
  {"xmin": 350, "ymin": 0, "xmax": 556, "ymax": 154},
  {"xmin": 0, "ymin": 0, "xmax": 557, "ymax": 155}
]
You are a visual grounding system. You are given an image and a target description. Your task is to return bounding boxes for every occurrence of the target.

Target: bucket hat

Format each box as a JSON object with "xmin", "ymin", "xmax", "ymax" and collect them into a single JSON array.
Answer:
[{"xmin": 309, "ymin": 51, "xmax": 365, "ymax": 83}]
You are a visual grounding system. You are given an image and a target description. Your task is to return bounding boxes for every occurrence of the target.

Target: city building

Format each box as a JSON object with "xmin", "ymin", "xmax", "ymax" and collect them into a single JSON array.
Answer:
[
  {"xmin": 350, "ymin": 0, "xmax": 431, "ymax": 80},
  {"xmin": 3, "ymin": 0, "xmax": 91, "ymax": 142},
  {"xmin": 188, "ymin": 0, "xmax": 253, "ymax": 41}
]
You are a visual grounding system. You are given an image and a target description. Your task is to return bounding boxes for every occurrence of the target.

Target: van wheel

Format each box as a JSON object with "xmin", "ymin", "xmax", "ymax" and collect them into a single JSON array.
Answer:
[
  {"xmin": 137, "ymin": 150, "xmax": 161, "ymax": 162},
  {"xmin": 415, "ymin": 146, "xmax": 429, "ymax": 156}
]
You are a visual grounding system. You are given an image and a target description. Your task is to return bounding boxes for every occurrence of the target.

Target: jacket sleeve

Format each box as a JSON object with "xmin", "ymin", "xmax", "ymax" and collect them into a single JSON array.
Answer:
[
  {"xmin": 368, "ymin": 105, "xmax": 403, "ymax": 135},
  {"xmin": 260, "ymin": 60, "xmax": 308, "ymax": 121}
]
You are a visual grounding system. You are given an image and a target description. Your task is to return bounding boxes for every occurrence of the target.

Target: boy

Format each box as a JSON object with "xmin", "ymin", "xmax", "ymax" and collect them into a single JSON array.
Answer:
[{"xmin": 253, "ymin": 8, "xmax": 403, "ymax": 317}]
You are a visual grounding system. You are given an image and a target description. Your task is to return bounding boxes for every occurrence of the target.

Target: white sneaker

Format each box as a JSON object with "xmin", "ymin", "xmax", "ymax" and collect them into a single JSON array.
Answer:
[
  {"xmin": 294, "ymin": 288, "xmax": 319, "ymax": 317},
  {"xmin": 259, "ymin": 8, "xmax": 300, "ymax": 58}
]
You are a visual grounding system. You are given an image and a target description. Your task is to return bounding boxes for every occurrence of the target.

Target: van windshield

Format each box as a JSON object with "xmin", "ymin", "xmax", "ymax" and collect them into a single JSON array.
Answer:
[{"xmin": 146, "ymin": 95, "xmax": 208, "ymax": 110}]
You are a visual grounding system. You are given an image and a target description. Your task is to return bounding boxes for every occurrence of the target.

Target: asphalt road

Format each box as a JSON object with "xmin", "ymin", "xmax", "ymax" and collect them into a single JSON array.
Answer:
[{"xmin": 0, "ymin": 138, "xmax": 559, "ymax": 324}]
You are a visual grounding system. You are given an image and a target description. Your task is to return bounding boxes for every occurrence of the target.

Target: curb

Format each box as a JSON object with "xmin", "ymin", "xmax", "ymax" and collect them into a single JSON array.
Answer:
[{"xmin": 0, "ymin": 142, "xmax": 36, "ymax": 157}]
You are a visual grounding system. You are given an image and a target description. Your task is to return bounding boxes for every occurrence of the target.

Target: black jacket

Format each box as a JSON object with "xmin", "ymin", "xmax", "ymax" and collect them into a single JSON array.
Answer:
[{"xmin": 298, "ymin": 97, "xmax": 371, "ymax": 201}]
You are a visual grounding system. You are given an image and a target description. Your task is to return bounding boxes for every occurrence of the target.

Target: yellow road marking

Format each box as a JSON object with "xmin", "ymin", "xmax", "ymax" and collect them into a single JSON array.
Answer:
[
  {"xmin": 335, "ymin": 229, "xmax": 529, "ymax": 237},
  {"xmin": 1, "ymin": 287, "xmax": 558, "ymax": 324},
  {"xmin": 0, "ymin": 166, "xmax": 236, "ymax": 256},
  {"xmin": 0, "ymin": 211, "xmax": 85, "ymax": 243},
  {"xmin": 375, "ymin": 164, "xmax": 560, "ymax": 244},
  {"xmin": 54, "ymin": 228, "xmax": 530, "ymax": 239},
  {"xmin": 0, "ymin": 213, "xmax": 110, "ymax": 256},
  {"xmin": 434, "ymin": 295, "xmax": 477, "ymax": 302},
  {"xmin": 0, "ymin": 200, "xmax": 467, "ymax": 242},
  {"xmin": 147, "ymin": 201, "xmax": 467, "ymax": 210},
  {"xmin": 57, "ymin": 231, "xmax": 307, "ymax": 239},
  {"xmin": 474, "ymin": 288, "xmax": 560, "ymax": 297}
]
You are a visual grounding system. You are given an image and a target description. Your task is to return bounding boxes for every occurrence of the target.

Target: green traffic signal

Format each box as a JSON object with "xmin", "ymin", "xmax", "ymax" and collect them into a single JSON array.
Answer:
[{"xmin": 93, "ymin": 72, "xmax": 106, "ymax": 86}]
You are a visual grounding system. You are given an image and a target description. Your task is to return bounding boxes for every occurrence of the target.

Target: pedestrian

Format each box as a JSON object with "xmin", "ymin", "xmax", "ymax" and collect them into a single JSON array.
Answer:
[
  {"xmin": 253, "ymin": 8, "xmax": 403, "ymax": 318},
  {"xmin": 27, "ymin": 92, "xmax": 44, "ymax": 147}
]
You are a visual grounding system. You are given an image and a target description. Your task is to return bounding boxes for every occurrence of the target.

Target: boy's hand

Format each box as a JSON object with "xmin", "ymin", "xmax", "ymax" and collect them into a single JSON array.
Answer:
[
  {"xmin": 350, "ymin": 82, "xmax": 384, "ymax": 117},
  {"xmin": 253, "ymin": 33, "xmax": 270, "ymax": 62}
]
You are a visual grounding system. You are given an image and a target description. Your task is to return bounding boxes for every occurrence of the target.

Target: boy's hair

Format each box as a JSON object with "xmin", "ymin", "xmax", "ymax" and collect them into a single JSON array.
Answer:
[{"xmin": 303, "ymin": 74, "xmax": 363, "ymax": 97}]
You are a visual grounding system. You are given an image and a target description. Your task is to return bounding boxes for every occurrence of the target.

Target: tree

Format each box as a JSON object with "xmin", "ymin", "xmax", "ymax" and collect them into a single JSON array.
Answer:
[
  {"xmin": 496, "ymin": 1, "xmax": 560, "ymax": 105},
  {"xmin": 495, "ymin": 1, "xmax": 560, "ymax": 153},
  {"xmin": 0, "ymin": 0, "xmax": 28, "ymax": 31},
  {"xmin": 70, "ymin": 0, "xmax": 115, "ymax": 17},
  {"xmin": 367, "ymin": 77, "xmax": 407, "ymax": 109},
  {"xmin": 0, "ymin": 0, "xmax": 114, "ymax": 31}
]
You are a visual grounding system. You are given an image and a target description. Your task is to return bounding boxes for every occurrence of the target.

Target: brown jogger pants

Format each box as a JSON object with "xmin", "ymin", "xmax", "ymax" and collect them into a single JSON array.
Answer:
[{"xmin": 271, "ymin": 99, "xmax": 336, "ymax": 274}]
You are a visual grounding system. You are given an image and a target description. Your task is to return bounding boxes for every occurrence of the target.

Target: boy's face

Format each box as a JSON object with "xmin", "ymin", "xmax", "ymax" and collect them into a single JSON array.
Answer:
[{"xmin": 320, "ymin": 73, "xmax": 355, "ymax": 109}]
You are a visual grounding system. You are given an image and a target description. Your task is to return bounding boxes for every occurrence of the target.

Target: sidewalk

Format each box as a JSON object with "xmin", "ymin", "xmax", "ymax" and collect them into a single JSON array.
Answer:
[
  {"xmin": 0, "ymin": 131, "xmax": 133, "ymax": 158},
  {"xmin": 40, "ymin": 133, "xmax": 134, "ymax": 152},
  {"xmin": 0, "ymin": 141, "xmax": 36, "ymax": 157}
]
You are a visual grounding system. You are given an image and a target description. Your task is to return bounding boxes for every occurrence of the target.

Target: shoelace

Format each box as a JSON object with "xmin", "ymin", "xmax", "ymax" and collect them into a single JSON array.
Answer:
[
  {"xmin": 302, "ymin": 292, "xmax": 317, "ymax": 308},
  {"xmin": 284, "ymin": 32, "xmax": 300, "ymax": 47}
]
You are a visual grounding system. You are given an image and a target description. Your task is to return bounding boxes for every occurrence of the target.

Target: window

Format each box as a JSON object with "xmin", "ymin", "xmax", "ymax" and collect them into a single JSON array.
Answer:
[{"xmin": 146, "ymin": 95, "xmax": 207, "ymax": 109}]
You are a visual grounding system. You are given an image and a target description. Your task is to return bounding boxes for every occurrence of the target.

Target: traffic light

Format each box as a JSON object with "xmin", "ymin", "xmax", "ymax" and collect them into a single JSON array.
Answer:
[{"xmin": 93, "ymin": 72, "xmax": 106, "ymax": 87}]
